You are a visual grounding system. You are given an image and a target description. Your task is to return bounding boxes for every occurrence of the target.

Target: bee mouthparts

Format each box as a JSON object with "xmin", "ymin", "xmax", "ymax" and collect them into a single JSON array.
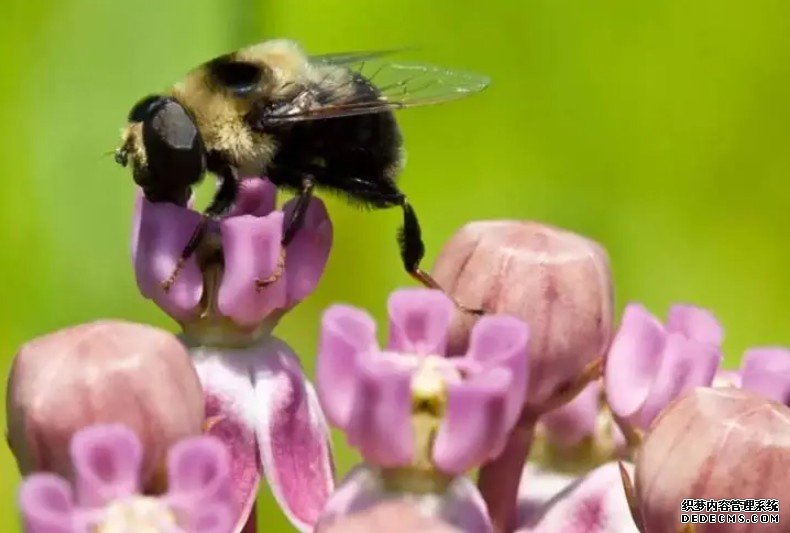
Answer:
[{"xmin": 114, "ymin": 149, "xmax": 128, "ymax": 167}]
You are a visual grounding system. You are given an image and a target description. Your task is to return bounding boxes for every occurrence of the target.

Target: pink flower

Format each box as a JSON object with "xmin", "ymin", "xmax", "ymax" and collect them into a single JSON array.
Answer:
[
  {"xmin": 738, "ymin": 347, "xmax": 790, "ymax": 406},
  {"xmin": 132, "ymin": 177, "xmax": 332, "ymax": 344},
  {"xmin": 515, "ymin": 462, "xmax": 638, "ymax": 533},
  {"xmin": 533, "ymin": 381, "xmax": 626, "ymax": 473},
  {"xmin": 315, "ymin": 288, "xmax": 530, "ymax": 533},
  {"xmin": 18, "ymin": 424, "xmax": 233, "ymax": 533},
  {"xmin": 317, "ymin": 288, "xmax": 530, "ymax": 474},
  {"xmin": 627, "ymin": 387, "xmax": 790, "ymax": 533},
  {"xmin": 132, "ymin": 177, "xmax": 336, "ymax": 530},
  {"xmin": 190, "ymin": 336, "xmax": 335, "ymax": 532},
  {"xmin": 604, "ymin": 303, "xmax": 723, "ymax": 432},
  {"xmin": 6, "ymin": 321, "xmax": 205, "ymax": 488}
]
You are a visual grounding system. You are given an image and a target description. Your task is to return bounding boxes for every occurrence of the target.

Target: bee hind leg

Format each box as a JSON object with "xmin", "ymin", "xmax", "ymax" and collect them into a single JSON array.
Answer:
[{"xmin": 398, "ymin": 198, "xmax": 484, "ymax": 315}]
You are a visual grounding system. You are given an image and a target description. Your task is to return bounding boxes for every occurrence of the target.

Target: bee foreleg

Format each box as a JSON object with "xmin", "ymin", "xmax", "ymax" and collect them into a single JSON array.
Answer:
[
  {"xmin": 162, "ymin": 216, "xmax": 209, "ymax": 293},
  {"xmin": 204, "ymin": 165, "xmax": 239, "ymax": 217}
]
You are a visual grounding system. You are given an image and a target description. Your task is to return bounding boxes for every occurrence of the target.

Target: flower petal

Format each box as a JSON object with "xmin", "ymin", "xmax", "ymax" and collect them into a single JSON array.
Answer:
[
  {"xmin": 167, "ymin": 436, "xmax": 232, "ymax": 511},
  {"xmin": 740, "ymin": 347, "xmax": 790, "ymax": 405},
  {"xmin": 517, "ymin": 462, "xmax": 638, "ymax": 533},
  {"xmin": 218, "ymin": 212, "xmax": 288, "ymax": 326},
  {"xmin": 386, "ymin": 289, "xmax": 454, "ymax": 355},
  {"xmin": 637, "ymin": 334, "xmax": 721, "ymax": 428},
  {"xmin": 192, "ymin": 348, "xmax": 261, "ymax": 533},
  {"xmin": 18, "ymin": 474, "xmax": 76, "ymax": 533},
  {"xmin": 666, "ymin": 304, "xmax": 723, "ymax": 345},
  {"xmin": 251, "ymin": 338, "xmax": 335, "ymax": 532},
  {"xmin": 316, "ymin": 465, "xmax": 384, "ymax": 527},
  {"xmin": 133, "ymin": 195, "xmax": 204, "ymax": 321},
  {"xmin": 465, "ymin": 314, "xmax": 530, "ymax": 428},
  {"xmin": 281, "ymin": 197, "xmax": 333, "ymax": 307},
  {"xmin": 226, "ymin": 178, "xmax": 277, "ymax": 218},
  {"xmin": 70, "ymin": 424, "xmax": 142, "ymax": 507},
  {"xmin": 316, "ymin": 305, "xmax": 378, "ymax": 428},
  {"xmin": 345, "ymin": 354, "xmax": 415, "ymax": 468},
  {"xmin": 540, "ymin": 381, "xmax": 601, "ymax": 448},
  {"xmin": 187, "ymin": 503, "xmax": 235, "ymax": 533},
  {"xmin": 435, "ymin": 476, "xmax": 494, "ymax": 533},
  {"xmin": 433, "ymin": 368, "xmax": 512, "ymax": 474},
  {"xmin": 318, "ymin": 465, "xmax": 491, "ymax": 533},
  {"xmin": 604, "ymin": 304, "xmax": 666, "ymax": 419}
]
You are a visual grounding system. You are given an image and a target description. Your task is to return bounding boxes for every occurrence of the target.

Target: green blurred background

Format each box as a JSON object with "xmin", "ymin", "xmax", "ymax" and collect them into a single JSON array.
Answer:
[{"xmin": 1, "ymin": 0, "xmax": 788, "ymax": 530}]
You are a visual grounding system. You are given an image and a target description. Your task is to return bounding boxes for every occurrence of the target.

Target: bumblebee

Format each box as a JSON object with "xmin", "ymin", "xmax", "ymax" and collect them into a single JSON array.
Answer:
[{"xmin": 116, "ymin": 39, "xmax": 489, "ymax": 300}]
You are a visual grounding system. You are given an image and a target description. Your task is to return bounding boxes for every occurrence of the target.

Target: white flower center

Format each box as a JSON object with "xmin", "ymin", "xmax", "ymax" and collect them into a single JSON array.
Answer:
[{"xmin": 97, "ymin": 496, "xmax": 178, "ymax": 533}]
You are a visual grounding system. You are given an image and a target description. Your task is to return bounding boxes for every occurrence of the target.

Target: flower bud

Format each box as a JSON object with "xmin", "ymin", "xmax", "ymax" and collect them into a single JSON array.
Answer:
[
  {"xmin": 633, "ymin": 388, "xmax": 790, "ymax": 532},
  {"xmin": 6, "ymin": 320, "xmax": 205, "ymax": 488},
  {"xmin": 432, "ymin": 221, "xmax": 613, "ymax": 409}
]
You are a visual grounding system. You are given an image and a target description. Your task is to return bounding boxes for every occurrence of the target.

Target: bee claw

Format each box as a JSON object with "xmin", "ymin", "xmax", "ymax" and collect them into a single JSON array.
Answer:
[
  {"xmin": 161, "ymin": 258, "xmax": 186, "ymax": 293},
  {"xmin": 255, "ymin": 248, "xmax": 286, "ymax": 292}
]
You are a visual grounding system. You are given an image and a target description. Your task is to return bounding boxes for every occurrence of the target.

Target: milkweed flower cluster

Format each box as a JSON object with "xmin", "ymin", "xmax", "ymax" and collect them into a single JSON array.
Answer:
[
  {"xmin": 5, "ymin": 178, "xmax": 790, "ymax": 533},
  {"xmin": 315, "ymin": 289, "xmax": 530, "ymax": 532},
  {"xmin": 19, "ymin": 424, "xmax": 233, "ymax": 533}
]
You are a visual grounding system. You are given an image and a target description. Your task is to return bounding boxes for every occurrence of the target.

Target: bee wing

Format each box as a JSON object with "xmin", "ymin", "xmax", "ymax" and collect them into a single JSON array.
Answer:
[
  {"xmin": 261, "ymin": 60, "xmax": 490, "ymax": 125},
  {"xmin": 308, "ymin": 49, "xmax": 412, "ymax": 65}
]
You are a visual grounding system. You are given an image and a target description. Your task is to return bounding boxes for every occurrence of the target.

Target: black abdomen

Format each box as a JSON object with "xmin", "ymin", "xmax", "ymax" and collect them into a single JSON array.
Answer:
[{"xmin": 266, "ymin": 73, "xmax": 404, "ymax": 209}]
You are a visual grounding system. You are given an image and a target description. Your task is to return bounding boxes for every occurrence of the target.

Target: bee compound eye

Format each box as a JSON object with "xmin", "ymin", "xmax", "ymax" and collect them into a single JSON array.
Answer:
[{"xmin": 142, "ymin": 100, "xmax": 206, "ymax": 190}]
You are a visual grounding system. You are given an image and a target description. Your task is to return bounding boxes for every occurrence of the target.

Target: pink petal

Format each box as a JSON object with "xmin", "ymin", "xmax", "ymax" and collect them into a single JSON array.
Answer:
[
  {"xmin": 167, "ymin": 436, "xmax": 232, "ymax": 511},
  {"xmin": 18, "ymin": 474, "xmax": 76, "ymax": 533},
  {"xmin": 226, "ymin": 178, "xmax": 277, "ymax": 218},
  {"xmin": 740, "ymin": 347, "xmax": 790, "ymax": 405},
  {"xmin": 604, "ymin": 304, "xmax": 666, "ymax": 419},
  {"xmin": 637, "ymin": 334, "xmax": 721, "ymax": 428},
  {"xmin": 316, "ymin": 465, "xmax": 385, "ymax": 525},
  {"xmin": 192, "ymin": 349, "xmax": 262, "ymax": 533},
  {"xmin": 188, "ymin": 504, "xmax": 235, "ymax": 533},
  {"xmin": 318, "ymin": 465, "xmax": 492, "ymax": 533},
  {"xmin": 133, "ymin": 195, "xmax": 204, "ymax": 322},
  {"xmin": 386, "ymin": 289, "xmax": 454, "ymax": 355},
  {"xmin": 345, "ymin": 354, "xmax": 415, "ymax": 468},
  {"xmin": 433, "ymin": 368, "xmax": 512, "ymax": 474},
  {"xmin": 666, "ymin": 304, "xmax": 723, "ymax": 345},
  {"xmin": 517, "ymin": 462, "xmax": 638, "ymax": 533},
  {"xmin": 541, "ymin": 381, "xmax": 601, "ymax": 448},
  {"xmin": 218, "ymin": 212, "xmax": 288, "ymax": 326},
  {"xmin": 713, "ymin": 368, "xmax": 742, "ymax": 388},
  {"xmin": 251, "ymin": 338, "xmax": 335, "ymax": 532},
  {"xmin": 465, "ymin": 314, "xmax": 530, "ymax": 428},
  {"xmin": 281, "ymin": 197, "xmax": 333, "ymax": 307},
  {"xmin": 316, "ymin": 305, "xmax": 378, "ymax": 428},
  {"xmin": 436, "ymin": 476, "xmax": 494, "ymax": 533},
  {"xmin": 70, "ymin": 424, "xmax": 142, "ymax": 508}
]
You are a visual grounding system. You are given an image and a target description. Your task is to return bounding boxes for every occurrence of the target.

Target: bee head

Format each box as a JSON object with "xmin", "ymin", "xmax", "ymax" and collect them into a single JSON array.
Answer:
[{"xmin": 120, "ymin": 95, "xmax": 206, "ymax": 206}]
